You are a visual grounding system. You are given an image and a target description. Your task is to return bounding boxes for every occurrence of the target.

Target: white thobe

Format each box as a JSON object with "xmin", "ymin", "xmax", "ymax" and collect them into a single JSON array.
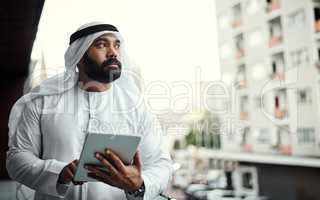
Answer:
[{"xmin": 6, "ymin": 83, "xmax": 173, "ymax": 200}]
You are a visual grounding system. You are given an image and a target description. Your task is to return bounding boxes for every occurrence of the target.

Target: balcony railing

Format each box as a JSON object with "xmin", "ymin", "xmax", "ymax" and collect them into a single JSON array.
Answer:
[
  {"xmin": 269, "ymin": 35, "xmax": 282, "ymax": 48},
  {"xmin": 267, "ymin": 0, "xmax": 280, "ymax": 13},
  {"xmin": 236, "ymin": 48, "xmax": 245, "ymax": 59},
  {"xmin": 275, "ymin": 108, "xmax": 287, "ymax": 119},
  {"xmin": 240, "ymin": 111, "xmax": 249, "ymax": 120},
  {"xmin": 270, "ymin": 71, "xmax": 285, "ymax": 80}
]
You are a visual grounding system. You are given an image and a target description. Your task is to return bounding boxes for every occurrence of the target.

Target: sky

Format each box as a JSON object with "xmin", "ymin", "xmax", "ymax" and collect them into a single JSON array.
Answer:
[{"xmin": 31, "ymin": 0, "xmax": 221, "ymax": 85}]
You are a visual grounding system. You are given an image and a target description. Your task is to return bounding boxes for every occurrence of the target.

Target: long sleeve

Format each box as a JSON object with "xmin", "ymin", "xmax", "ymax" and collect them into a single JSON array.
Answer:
[
  {"xmin": 128, "ymin": 109, "xmax": 173, "ymax": 200},
  {"xmin": 6, "ymin": 99, "xmax": 68, "ymax": 197}
]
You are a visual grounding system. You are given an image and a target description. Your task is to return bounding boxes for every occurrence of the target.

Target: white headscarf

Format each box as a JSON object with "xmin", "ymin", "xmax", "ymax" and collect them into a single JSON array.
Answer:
[{"xmin": 8, "ymin": 22, "xmax": 141, "ymax": 147}]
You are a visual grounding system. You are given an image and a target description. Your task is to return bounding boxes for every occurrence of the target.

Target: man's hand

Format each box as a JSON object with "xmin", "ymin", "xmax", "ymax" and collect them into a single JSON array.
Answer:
[
  {"xmin": 58, "ymin": 159, "xmax": 85, "ymax": 185},
  {"xmin": 85, "ymin": 149, "xmax": 144, "ymax": 192}
]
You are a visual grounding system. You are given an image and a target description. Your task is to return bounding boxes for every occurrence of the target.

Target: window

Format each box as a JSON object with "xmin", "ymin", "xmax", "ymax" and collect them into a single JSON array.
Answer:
[
  {"xmin": 316, "ymin": 41, "xmax": 320, "ymax": 72},
  {"xmin": 297, "ymin": 128, "xmax": 316, "ymax": 144},
  {"xmin": 318, "ymin": 41, "xmax": 320, "ymax": 61},
  {"xmin": 238, "ymin": 167, "xmax": 258, "ymax": 194},
  {"xmin": 290, "ymin": 47, "xmax": 309, "ymax": 69},
  {"xmin": 232, "ymin": 3, "xmax": 242, "ymax": 28},
  {"xmin": 288, "ymin": 9, "xmax": 306, "ymax": 30},
  {"xmin": 271, "ymin": 52, "xmax": 285, "ymax": 80},
  {"xmin": 314, "ymin": 7, "xmax": 320, "ymax": 32},
  {"xmin": 235, "ymin": 64, "xmax": 246, "ymax": 88},
  {"xmin": 274, "ymin": 89, "xmax": 288, "ymax": 119},
  {"xmin": 240, "ymin": 96, "xmax": 249, "ymax": 112},
  {"xmin": 296, "ymin": 88, "xmax": 312, "ymax": 104},
  {"xmin": 269, "ymin": 17, "xmax": 283, "ymax": 47},
  {"xmin": 235, "ymin": 34, "xmax": 245, "ymax": 59},
  {"xmin": 240, "ymin": 95, "xmax": 249, "ymax": 120},
  {"xmin": 242, "ymin": 126, "xmax": 252, "ymax": 152},
  {"xmin": 266, "ymin": 0, "xmax": 280, "ymax": 13},
  {"xmin": 242, "ymin": 126, "xmax": 251, "ymax": 144},
  {"xmin": 242, "ymin": 172, "xmax": 253, "ymax": 189}
]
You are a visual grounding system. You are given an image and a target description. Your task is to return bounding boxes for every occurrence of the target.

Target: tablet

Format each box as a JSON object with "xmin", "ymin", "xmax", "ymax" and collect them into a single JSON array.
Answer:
[{"xmin": 74, "ymin": 133, "xmax": 141, "ymax": 182}]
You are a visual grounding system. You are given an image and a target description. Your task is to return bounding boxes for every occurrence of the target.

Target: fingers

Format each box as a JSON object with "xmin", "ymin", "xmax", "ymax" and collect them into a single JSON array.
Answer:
[
  {"xmin": 87, "ymin": 172, "xmax": 115, "ymax": 187},
  {"xmin": 74, "ymin": 160, "xmax": 79, "ymax": 167},
  {"xmin": 94, "ymin": 153, "xmax": 119, "ymax": 176},
  {"xmin": 65, "ymin": 167, "xmax": 74, "ymax": 182},
  {"xmin": 58, "ymin": 160, "xmax": 86, "ymax": 186},
  {"xmin": 70, "ymin": 160, "xmax": 86, "ymax": 185},
  {"xmin": 86, "ymin": 164, "xmax": 113, "ymax": 183},
  {"xmin": 133, "ymin": 150, "xmax": 142, "ymax": 172},
  {"xmin": 69, "ymin": 161, "xmax": 78, "ymax": 174},
  {"xmin": 86, "ymin": 165, "xmax": 122, "ymax": 189},
  {"xmin": 84, "ymin": 164, "xmax": 110, "ymax": 175},
  {"xmin": 104, "ymin": 149, "xmax": 126, "ymax": 173}
]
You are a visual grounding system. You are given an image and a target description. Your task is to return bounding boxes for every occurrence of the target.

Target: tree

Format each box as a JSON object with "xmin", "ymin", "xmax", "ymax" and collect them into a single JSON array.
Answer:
[{"xmin": 185, "ymin": 110, "xmax": 221, "ymax": 149}]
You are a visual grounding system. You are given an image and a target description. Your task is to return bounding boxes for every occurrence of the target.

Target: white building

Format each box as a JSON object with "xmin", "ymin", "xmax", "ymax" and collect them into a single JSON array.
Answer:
[{"xmin": 216, "ymin": 0, "xmax": 320, "ymax": 157}]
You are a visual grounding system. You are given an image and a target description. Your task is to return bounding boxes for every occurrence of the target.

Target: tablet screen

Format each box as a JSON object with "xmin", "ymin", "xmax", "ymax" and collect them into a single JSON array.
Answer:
[{"xmin": 74, "ymin": 133, "xmax": 141, "ymax": 182}]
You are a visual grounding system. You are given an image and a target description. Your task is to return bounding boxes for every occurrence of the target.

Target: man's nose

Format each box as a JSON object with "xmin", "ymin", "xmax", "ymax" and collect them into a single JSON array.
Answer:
[{"xmin": 107, "ymin": 46, "xmax": 118, "ymax": 59}]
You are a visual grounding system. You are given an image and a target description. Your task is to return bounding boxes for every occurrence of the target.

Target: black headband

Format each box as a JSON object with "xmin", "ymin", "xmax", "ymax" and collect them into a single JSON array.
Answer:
[{"xmin": 69, "ymin": 24, "xmax": 118, "ymax": 45}]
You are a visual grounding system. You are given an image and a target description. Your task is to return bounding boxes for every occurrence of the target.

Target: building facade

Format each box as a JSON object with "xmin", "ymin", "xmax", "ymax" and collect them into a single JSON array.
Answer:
[{"xmin": 216, "ymin": 0, "xmax": 320, "ymax": 157}]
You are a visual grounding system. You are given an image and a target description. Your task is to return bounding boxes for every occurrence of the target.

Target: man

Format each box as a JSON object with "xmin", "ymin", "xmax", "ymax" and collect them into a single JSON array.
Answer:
[{"xmin": 6, "ymin": 22, "xmax": 173, "ymax": 200}]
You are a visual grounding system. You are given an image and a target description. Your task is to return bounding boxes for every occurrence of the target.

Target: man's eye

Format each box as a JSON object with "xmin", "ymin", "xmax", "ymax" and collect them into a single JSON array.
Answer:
[
  {"xmin": 114, "ymin": 44, "xmax": 120, "ymax": 49},
  {"xmin": 96, "ymin": 43, "xmax": 106, "ymax": 48}
]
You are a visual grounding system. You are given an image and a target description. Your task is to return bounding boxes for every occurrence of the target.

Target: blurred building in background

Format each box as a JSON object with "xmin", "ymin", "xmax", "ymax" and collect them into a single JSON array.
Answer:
[
  {"xmin": 217, "ymin": 0, "xmax": 320, "ymax": 158},
  {"xmin": 218, "ymin": 0, "xmax": 320, "ymax": 199},
  {"xmin": 170, "ymin": 1, "xmax": 320, "ymax": 200}
]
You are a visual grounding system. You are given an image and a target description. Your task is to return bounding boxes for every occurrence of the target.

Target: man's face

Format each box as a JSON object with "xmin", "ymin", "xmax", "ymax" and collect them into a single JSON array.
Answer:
[{"xmin": 81, "ymin": 33, "xmax": 122, "ymax": 83}]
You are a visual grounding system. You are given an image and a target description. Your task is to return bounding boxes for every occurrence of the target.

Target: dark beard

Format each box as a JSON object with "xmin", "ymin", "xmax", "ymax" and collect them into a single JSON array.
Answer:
[{"xmin": 82, "ymin": 53, "xmax": 122, "ymax": 84}]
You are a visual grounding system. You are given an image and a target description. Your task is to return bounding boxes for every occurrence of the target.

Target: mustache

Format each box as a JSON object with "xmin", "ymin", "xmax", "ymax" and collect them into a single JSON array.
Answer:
[{"xmin": 101, "ymin": 58, "xmax": 122, "ymax": 68}]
